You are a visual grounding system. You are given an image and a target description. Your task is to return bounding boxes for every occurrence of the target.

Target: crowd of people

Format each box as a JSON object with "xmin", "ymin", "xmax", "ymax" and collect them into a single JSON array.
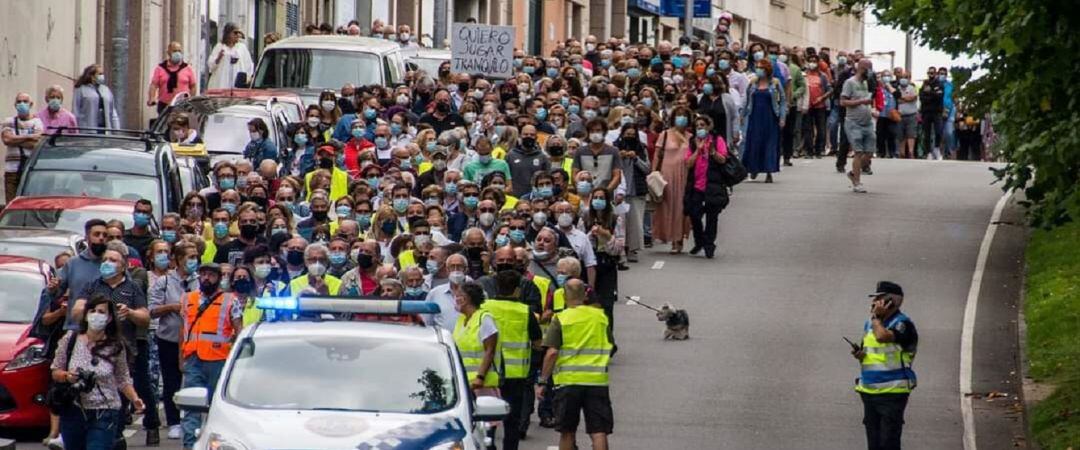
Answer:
[{"xmin": 11, "ymin": 12, "xmax": 984, "ymax": 450}]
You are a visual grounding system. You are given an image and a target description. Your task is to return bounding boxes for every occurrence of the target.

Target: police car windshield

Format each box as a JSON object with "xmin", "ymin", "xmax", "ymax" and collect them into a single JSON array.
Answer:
[{"xmin": 225, "ymin": 335, "xmax": 458, "ymax": 413}]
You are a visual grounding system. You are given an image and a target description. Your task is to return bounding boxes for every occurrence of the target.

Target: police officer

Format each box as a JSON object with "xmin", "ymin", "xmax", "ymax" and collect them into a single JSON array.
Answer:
[
  {"xmin": 851, "ymin": 281, "xmax": 917, "ymax": 450},
  {"xmin": 483, "ymin": 270, "xmax": 542, "ymax": 450},
  {"xmin": 180, "ymin": 263, "xmax": 242, "ymax": 450},
  {"xmin": 536, "ymin": 278, "xmax": 613, "ymax": 450}
]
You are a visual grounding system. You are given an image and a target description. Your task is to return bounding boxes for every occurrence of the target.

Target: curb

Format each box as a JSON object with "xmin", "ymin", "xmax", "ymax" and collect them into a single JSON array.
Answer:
[{"xmin": 1017, "ymin": 271, "xmax": 1039, "ymax": 450}]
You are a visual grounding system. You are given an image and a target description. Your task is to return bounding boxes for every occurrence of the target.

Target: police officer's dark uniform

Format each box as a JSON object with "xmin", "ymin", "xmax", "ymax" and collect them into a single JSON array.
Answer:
[{"xmin": 853, "ymin": 281, "xmax": 918, "ymax": 450}]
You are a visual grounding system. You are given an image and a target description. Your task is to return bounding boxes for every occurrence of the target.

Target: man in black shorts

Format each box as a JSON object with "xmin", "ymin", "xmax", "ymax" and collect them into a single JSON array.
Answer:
[{"xmin": 537, "ymin": 278, "xmax": 613, "ymax": 450}]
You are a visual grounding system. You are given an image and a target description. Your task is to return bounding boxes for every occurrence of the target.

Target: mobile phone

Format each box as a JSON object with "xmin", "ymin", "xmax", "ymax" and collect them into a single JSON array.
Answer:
[{"xmin": 843, "ymin": 336, "xmax": 861, "ymax": 351}]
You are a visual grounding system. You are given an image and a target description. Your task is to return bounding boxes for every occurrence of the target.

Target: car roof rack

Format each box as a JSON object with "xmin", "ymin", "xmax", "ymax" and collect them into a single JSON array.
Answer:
[{"xmin": 47, "ymin": 127, "xmax": 166, "ymax": 152}]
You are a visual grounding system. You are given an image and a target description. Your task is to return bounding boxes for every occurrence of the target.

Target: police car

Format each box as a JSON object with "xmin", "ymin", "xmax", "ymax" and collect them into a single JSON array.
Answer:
[{"xmin": 174, "ymin": 297, "xmax": 509, "ymax": 450}]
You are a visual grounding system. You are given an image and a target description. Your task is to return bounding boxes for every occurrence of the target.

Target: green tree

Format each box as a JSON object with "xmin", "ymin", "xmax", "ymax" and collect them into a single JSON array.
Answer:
[{"xmin": 835, "ymin": 0, "xmax": 1080, "ymax": 227}]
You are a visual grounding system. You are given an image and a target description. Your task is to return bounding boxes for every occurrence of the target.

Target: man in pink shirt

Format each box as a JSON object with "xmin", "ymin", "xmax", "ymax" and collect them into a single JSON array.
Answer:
[
  {"xmin": 38, "ymin": 85, "xmax": 78, "ymax": 135},
  {"xmin": 147, "ymin": 41, "xmax": 196, "ymax": 115}
]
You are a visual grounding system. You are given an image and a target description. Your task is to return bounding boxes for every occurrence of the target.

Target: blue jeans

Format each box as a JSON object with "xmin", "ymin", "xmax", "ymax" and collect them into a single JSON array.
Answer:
[
  {"xmin": 182, "ymin": 356, "xmax": 225, "ymax": 449},
  {"xmin": 60, "ymin": 408, "xmax": 121, "ymax": 450},
  {"xmin": 828, "ymin": 105, "xmax": 841, "ymax": 150}
]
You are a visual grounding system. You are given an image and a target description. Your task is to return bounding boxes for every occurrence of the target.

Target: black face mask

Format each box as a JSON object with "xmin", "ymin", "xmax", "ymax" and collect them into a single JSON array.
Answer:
[
  {"xmin": 637, "ymin": 57, "xmax": 650, "ymax": 68},
  {"xmin": 199, "ymin": 280, "xmax": 218, "ymax": 296},
  {"xmin": 356, "ymin": 253, "xmax": 374, "ymax": 269},
  {"xmin": 318, "ymin": 158, "xmax": 334, "ymax": 169},
  {"xmin": 313, "ymin": 210, "xmax": 329, "ymax": 221},
  {"xmin": 494, "ymin": 263, "xmax": 517, "ymax": 274},
  {"xmin": 240, "ymin": 224, "xmax": 259, "ymax": 240},
  {"xmin": 664, "ymin": 93, "xmax": 676, "ymax": 102},
  {"xmin": 436, "ymin": 102, "xmax": 451, "ymax": 114},
  {"xmin": 466, "ymin": 246, "xmax": 484, "ymax": 261},
  {"xmin": 286, "ymin": 250, "xmax": 305, "ymax": 266},
  {"xmin": 521, "ymin": 137, "xmax": 536, "ymax": 148},
  {"xmin": 250, "ymin": 196, "xmax": 268, "ymax": 210},
  {"xmin": 548, "ymin": 146, "xmax": 564, "ymax": 157},
  {"xmin": 89, "ymin": 242, "xmax": 107, "ymax": 257},
  {"xmin": 458, "ymin": 82, "xmax": 469, "ymax": 93},
  {"xmin": 439, "ymin": 69, "xmax": 450, "ymax": 78},
  {"xmin": 232, "ymin": 278, "xmax": 253, "ymax": 294},
  {"xmin": 416, "ymin": 255, "xmax": 428, "ymax": 271}
]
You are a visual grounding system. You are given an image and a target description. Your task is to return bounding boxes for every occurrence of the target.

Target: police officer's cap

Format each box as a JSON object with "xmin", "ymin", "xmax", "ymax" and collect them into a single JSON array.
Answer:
[{"xmin": 869, "ymin": 281, "xmax": 903, "ymax": 298}]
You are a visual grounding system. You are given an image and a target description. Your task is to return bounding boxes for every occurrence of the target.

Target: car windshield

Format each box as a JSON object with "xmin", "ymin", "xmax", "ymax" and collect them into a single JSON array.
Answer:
[
  {"xmin": 0, "ymin": 271, "xmax": 46, "ymax": 323},
  {"xmin": 412, "ymin": 57, "xmax": 446, "ymax": 77},
  {"xmin": 225, "ymin": 335, "xmax": 457, "ymax": 413},
  {"xmin": 20, "ymin": 171, "xmax": 161, "ymax": 216},
  {"xmin": 202, "ymin": 114, "xmax": 257, "ymax": 154},
  {"xmin": 253, "ymin": 49, "xmax": 382, "ymax": 89},
  {"xmin": 0, "ymin": 242, "xmax": 68, "ymax": 271},
  {"xmin": 0, "ymin": 209, "xmax": 132, "ymax": 234}
]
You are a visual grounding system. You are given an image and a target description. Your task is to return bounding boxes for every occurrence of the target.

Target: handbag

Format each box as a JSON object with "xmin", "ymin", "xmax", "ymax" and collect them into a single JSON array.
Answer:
[
  {"xmin": 646, "ymin": 131, "xmax": 671, "ymax": 202},
  {"xmin": 46, "ymin": 332, "xmax": 80, "ymax": 412},
  {"xmin": 888, "ymin": 109, "xmax": 902, "ymax": 123}
]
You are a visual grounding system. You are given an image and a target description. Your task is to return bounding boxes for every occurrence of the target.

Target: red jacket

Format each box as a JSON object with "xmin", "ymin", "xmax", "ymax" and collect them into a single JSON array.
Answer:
[{"xmin": 344, "ymin": 137, "xmax": 375, "ymax": 178}]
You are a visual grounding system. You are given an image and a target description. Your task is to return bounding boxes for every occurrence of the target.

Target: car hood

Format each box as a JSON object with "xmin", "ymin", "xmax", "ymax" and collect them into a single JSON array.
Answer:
[
  {"xmin": 0, "ymin": 322, "xmax": 32, "ymax": 364},
  {"xmin": 207, "ymin": 408, "xmax": 469, "ymax": 449},
  {"xmin": 251, "ymin": 88, "xmax": 322, "ymax": 108}
]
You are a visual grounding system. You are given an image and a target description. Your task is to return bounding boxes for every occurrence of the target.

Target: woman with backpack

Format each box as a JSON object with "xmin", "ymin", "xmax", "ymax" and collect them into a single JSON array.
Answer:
[{"xmin": 684, "ymin": 116, "xmax": 731, "ymax": 259}]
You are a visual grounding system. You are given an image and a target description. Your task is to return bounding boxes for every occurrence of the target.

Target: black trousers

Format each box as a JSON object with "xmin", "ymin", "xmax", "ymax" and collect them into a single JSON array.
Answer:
[
  {"xmin": 876, "ymin": 119, "xmax": 898, "ymax": 158},
  {"xmin": 685, "ymin": 190, "xmax": 722, "ymax": 252},
  {"xmin": 921, "ymin": 113, "xmax": 944, "ymax": 157},
  {"xmin": 127, "ymin": 339, "xmax": 160, "ymax": 430},
  {"xmin": 835, "ymin": 116, "xmax": 852, "ymax": 170},
  {"xmin": 501, "ymin": 378, "xmax": 529, "ymax": 450},
  {"xmin": 803, "ymin": 108, "xmax": 829, "ymax": 157},
  {"xmin": 782, "ymin": 107, "xmax": 801, "ymax": 161},
  {"xmin": 860, "ymin": 392, "xmax": 909, "ymax": 450},
  {"xmin": 156, "ymin": 337, "xmax": 182, "ymax": 426}
]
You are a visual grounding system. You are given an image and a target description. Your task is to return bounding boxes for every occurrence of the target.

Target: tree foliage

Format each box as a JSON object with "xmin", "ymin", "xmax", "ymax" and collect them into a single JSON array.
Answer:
[{"xmin": 836, "ymin": 0, "xmax": 1080, "ymax": 227}]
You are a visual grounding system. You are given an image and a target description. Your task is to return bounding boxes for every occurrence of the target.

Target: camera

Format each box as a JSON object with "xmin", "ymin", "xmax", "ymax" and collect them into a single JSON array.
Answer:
[{"xmin": 70, "ymin": 369, "xmax": 97, "ymax": 393}]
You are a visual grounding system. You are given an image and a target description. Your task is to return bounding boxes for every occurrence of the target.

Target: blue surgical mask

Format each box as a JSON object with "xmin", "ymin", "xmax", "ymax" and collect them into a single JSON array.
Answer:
[
  {"xmin": 546, "ymin": 68, "xmax": 558, "ymax": 78},
  {"xmin": 674, "ymin": 115, "xmax": 688, "ymax": 128},
  {"xmin": 568, "ymin": 104, "xmax": 580, "ymax": 115},
  {"xmin": 329, "ymin": 251, "xmax": 347, "ymax": 266},
  {"xmin": 99, "ymin": 261, "xmax": 118, "ymax": 278},
  {"xmin": 162, "ymin": 229, "xmax": 177, "ymax": 243},
  {"xmin": 272, "ymin": 227, "xmax": 288, "ymax": 236},
  {"xmin": 591, "ymin": 198, "xmax": 607, "ymax": 210},
  {"xmin": 523, "ymin": 66, "xmax": 535, "ymax": 75},
  {"xmin": 391, "ymin": 123, "xmax": 403, "ymax": 135},
  {"xmin": 170, "ymin": 51, "xmax": 183, "ymax": 64},
  {"xmin": 154, "ymin": 253, "xmax": 170, "ymax": 269},
  {"xmin": 702, "ymin": 83, "xmax": 714, "ymax": 95},
  {"xmin": 213, "ymin": 222, "xmax": 228, "ymax": 238},
  {"xmin": 426, "ymin": 259, "xmax": 440, "ymax": 274},
  {"xmin": 509, "ymin": 229, "xmax": 526, "ymax": 243},
  {"xmin": 576, "ymin": 181, "xmax": 592, "ymax": 194},
  {"xmin": 754, "ymin": 68, "xmax": 766, "ymax": 78},
  {"xmin": 405, "ymin": 286, "xmax": 427, "ymax": 297},
  {"xmin": 601, "ymin": 59, "xmax": 611, "ymax": 68},
  {"xmin": 356, "ymin": 213, "xmax": 372, "ymax": 229},
  {"xmin": 184, "ymin": 258, "xmax": 198, "ymax": 273},
  {"xmin": 463, "ymin": 196, "xmax": 480, "ymax": 209},
  {"xmin": 47, "ymin": 98, "xmax": 62, "ymax": 112},
  {"xmin": 222, "ymin": 202, "xmax": 237, "ymax": 216},
  {"xmin": 706, "ymin": 68, "xmax": 716, "ymax": 77},
  {"xmin": 753, "ymin": 51, "xmax": 765, "ymax": 61},
  {"xmin": 479, "ymin": 155, "xmax": 493, "ymax": 164},
  {"xmin": 364, "ymin": 108, "xmax": 377, "ymax": 120},
  {"xmin": 556, "ymin": 274, "xmax": 569, "ymax": 287},
  {"xmin": 219, "ymin": 177, "xmax": 235, "ymax": 190},
  {"xmin": 536, "ymin": 186, "xmax": 553, "ymax": 198},
  {"xmin": 294, "ymin": 133, "xmax": 309, "ymax": 146},
  {"xmin": 696, "ymin": 128, "xmax": 709, "ymax": 139},
  {"xmin": 642, "ymin": 98, "xmax": 654, "ymax": 108},
  {"xmin": 15, "ymin": 102, "xmax": 31, "ymax": 116},
  {"xmin": 367, "ymin": 177, "xmax": 380, "ymax": 189},
  {"xmin": 495, "ymin": 234, "xmax": 510, "ymax": 247},
  {"xmin": 444, "ymin": 182, "xmax": 458, "ymax": 195},
  {"xmin": 374, "ymin": 137, "xmax": 389, "ymax": 149},
  {"xmin": 535, "ymin": 108, "xmax": 548, "ymax": 121},
  {"xmin": 351, "ymin": 128, "xmax": 364, "ymax": 139},
  {"xmin": 336, "ymin": 205, "xmax": 352, "ymax": 218},
  {"xmin": 717, "ymin": 59, "xmax": 730, "ymax": 71},
  {"xmin": 627, "ymin": 68, "xmax": 641, "ymax": 78},
  {"xmin": 393, "ymin": 198, "xmax": 409, "ymax": 213},
  {"xmin": 133, "ymin": 212, "xmax": 151, "ymax": 227}
]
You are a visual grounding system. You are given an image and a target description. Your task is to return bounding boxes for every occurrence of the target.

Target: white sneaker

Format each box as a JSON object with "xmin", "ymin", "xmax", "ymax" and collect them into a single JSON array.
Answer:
[
  {"xmin": 853, "ymin": 184, "xmax": 868, "ymax": 193},
  {"xmin": 167, "ymin": 424, "xmax": 182, "ymax": 440},
  {"xmin": 44, "ymin": 436, "xmax": 64, "ymax": 450}
]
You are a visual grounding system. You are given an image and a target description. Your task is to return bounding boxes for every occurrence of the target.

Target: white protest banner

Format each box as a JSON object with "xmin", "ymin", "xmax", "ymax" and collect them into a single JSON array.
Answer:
[{"xmin": 451, "ymin": 23, "xmax": 515, "ymax": 79}]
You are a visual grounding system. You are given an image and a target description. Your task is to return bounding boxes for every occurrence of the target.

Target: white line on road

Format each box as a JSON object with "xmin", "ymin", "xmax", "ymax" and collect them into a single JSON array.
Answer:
[
  {"xmin": 960, "ymin": 191, "xmax": 1010, "ymax": 450},
  {"xmin": 651, "ymin": 261, "xmax": 665, "ymax": 270}
]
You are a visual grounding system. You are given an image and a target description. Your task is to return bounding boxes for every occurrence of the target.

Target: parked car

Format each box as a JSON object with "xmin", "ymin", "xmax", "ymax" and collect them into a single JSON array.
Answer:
[
  {"xmin": 407, "ymin": 48, "xmax": 451, "ymax": 78},
  {"xmin": 15, "ymin": 131, "xmax": 187, "ymax": 218},
  {"xmin": 250, "ymin": 35, "xmax": 409, "ymax": 106},
  {"xmin": 0, "ymin": 255, "xmax": 55, "ymax": 431},
  {"xmin": 0, "ymin": 228, "xmax": 86, "ymax": 264},
  {"xmin": 153, "ymin": 95, "xmax": 296, "ymax": 163},
  {"xmin": 0, "ymin": 196, "xmax": 134, "ymax": 234}
]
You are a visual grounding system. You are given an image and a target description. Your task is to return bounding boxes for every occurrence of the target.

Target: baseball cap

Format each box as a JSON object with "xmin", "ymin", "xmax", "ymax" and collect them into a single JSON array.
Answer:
[
  {"xmin": 198, "ymin": 262, "xmax": 222, "ymax": 274},
  {"xmin": 868, "ymin": 281, "xmax": 903, "ymax": 298},
  {"xmin": 316, "ymin": 144, "xmax": 336, "ymax": 156}
]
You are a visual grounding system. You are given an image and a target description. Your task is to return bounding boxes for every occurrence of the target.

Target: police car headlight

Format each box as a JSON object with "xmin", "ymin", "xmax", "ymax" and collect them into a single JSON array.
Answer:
[
  {"xmin": 206, "ymin": 432, "xmax": 250, "ymax": 450},
  {"xmin": 429, "ymin": 441, "xmax": 465, "ymax": 450}
]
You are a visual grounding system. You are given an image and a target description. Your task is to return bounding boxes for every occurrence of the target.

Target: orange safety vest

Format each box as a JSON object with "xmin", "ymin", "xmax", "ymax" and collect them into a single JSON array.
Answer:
[{"xmin": 182, "ymin": 291, "xmax": 237, "ymax": 361}]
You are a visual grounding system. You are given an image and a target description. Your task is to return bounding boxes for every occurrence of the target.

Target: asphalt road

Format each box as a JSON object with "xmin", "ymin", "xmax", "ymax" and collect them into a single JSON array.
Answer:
[{"xmin": 25, "ymin": 157, "xmax": 1021, "ymax": 450}]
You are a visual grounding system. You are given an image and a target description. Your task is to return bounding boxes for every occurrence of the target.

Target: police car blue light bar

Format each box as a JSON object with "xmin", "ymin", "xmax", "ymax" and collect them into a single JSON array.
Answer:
[{"xmin": 255, "ymin": 296, "xmax": 441, "ymax": 315}]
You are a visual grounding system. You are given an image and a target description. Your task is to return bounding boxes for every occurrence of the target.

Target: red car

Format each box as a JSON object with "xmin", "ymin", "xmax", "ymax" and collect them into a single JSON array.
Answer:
[
  {"xmin": 0, "ymin": 196, "xmax": 135, "ymax": 235},
  {"xmin": 0, "ymin": 255, "xmax": 54, "ymax": 430}
]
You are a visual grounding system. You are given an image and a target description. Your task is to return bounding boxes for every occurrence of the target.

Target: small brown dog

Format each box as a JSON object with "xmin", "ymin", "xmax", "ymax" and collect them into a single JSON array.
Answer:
[{"xmin": 656, "ymin": 303, "xmax": 690, "ymax": 340}]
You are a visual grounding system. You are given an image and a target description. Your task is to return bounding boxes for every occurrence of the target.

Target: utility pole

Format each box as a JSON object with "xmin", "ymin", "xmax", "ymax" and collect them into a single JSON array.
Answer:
[
  {"xmin": 434, "ymin": 0, "xmax": 447, "ymax": 48},
  {"xmin": 904, "ymin": 31, "xmax": 913, "ymax": 74},
  {"xmin": 109, "ymin": 0, "xmax": 129, "ymax": 128},
  {"xmin": 683, "ymin": 0, "xmax": 693, "ymax": 42}
]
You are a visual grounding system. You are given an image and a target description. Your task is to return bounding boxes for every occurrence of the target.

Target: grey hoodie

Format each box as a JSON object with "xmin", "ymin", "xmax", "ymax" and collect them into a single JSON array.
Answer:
[{"xmin": 58, "ymin": 250, "xmax": 102, "ymax": 330}]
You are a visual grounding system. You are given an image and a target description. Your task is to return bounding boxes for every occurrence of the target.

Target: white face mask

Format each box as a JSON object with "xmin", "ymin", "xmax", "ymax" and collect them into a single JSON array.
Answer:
[
  {"xmin": 449, "ymin": 270, "xmax": 466, "ymax": 285},
  {"xmin": 589, "ymin": 132, "xmax": 604, "ymax": 144},
  {"xmin": 307, "ymin": 261, "xmax": 327, "ymax": 277},
  {"xmin": 306, "ymin": 117, "xmax": 320, "ymax": 128},
  {"xmin": 321, "ymin": 100, "xmax": 336, "ymax": 111},
  {"xmin": 249, "ymin": 131, "xmax": 261, "ymax": 141},
  {"xmin": 479, "ymin": 212, "xmax": 496, "ymax": 227},
  {"xmin": 558, "ymin": 213, "xmax": 574, "ymax": 228},
  {"xmin": 87, "ymin": 311, "xmax": 109, "ymax": 331}
]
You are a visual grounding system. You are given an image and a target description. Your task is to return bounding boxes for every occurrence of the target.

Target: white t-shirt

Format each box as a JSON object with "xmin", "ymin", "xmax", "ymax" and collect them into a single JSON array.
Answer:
[
  {"xmin": 478, "ymin": 313, "xmax": 498, "ymax": 341},
  {"xmin": 2, "ymin": 116, "xmax": 44, "ymax": 172},
  {"xmin": 562, "ymin": 227, "xmax": 597, "ymax": 268}
]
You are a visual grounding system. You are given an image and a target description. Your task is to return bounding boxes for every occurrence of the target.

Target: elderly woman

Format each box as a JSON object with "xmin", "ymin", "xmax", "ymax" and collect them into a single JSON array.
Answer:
[{"xmin": 207, "ymin": 23, "xmax": 254, "ymax": 89}]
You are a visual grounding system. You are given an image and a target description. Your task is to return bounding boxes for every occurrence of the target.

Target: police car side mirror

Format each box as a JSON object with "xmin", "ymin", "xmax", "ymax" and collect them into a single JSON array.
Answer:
[
  {"xmin": 473, "ymin": 396, "xmax": 509, "ymax": 422},
  {"xmin": 175, "ymin": 387, "xmax": 210, "ymax": 413}
]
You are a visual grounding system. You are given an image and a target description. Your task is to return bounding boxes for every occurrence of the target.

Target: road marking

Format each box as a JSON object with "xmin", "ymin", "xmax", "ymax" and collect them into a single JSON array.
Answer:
[
  {"xmin": 651, "ymin": 261, "xmax": 665, "ymax": 270},
  {"xmin": 960, "ymin": 191, "xmax": 1010, "ymax": 450}
]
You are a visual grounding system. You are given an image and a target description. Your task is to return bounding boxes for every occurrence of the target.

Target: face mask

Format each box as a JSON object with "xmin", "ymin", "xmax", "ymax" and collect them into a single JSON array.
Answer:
[
  {"xmin": 533, "ymin": 211, "xmax": 548, "ymax": 225},
  {"xmin": 99, "ymin": 261, "xmax": 118, "ymax": 278},
  {"xmin": 532, "ymin": 249, "xmax": 549, "ymax": 261},
  {"xmin": 620, "ymin": 116, "xmax": 634, "ymax": 126},
  {"xmin": 232, "ymin": 278, "xmax": 253, "ymax": 294},
  {"xmin": 513, "ymin": 58, "xmax": 523, "ymax": 68},
  {"xmin": 356, "ymin": 213, "xmax": 372, "ymax": 229},
  {"xmin": 335, "ymin": 205, "xmax": 352, "ymax": 218},
  {"xmin": 254, "ymin": 264, "xmax": 272, "ymax": 279},
  {"xmin": 319, "ymin": 158, "xmax": 334, "ymax": 169},
  {"xmin": 286, "ymin": 250, "xmax": 305, "ymax": 266},
  {"xmin": 425, "ymin": 259, "xmax": 440, "ymax": 275},
  {"xmin": 509, "ymin": 229, "xmax": 526, "ymax": 243},
  {"xmin": 329, "ymin": 251, "xmax": 347, "ymax": 266},
  {"xmin": 599, "ymin": 106, "xmax": 610, "ymax": 116},
  {"xmin": 589, "ymin": 132, "xmax": 604, "ymax": 144},
  {"xmin": 576, "ymin": 181, "xmax": 593, "ymax": 195},
  {"xmin": 351, "ymin": 127, "xmax": 366, "ymax": 140},
  {"xmin": 535, "ymin": 108, "xmax": 548, "ymax": 121},
  {"xmin": 321, "ymin": 100, "xmax": 336, "ymax": 112},
  {"xmin": 433, "ymin": 159, "xmax": 448, "ymax": 171},
  {"xmin": 535, "ymin": 186, "xmax": 554, "ymax": 198},
  {"xmin": 152, "ymin": 252, "xmax": 170, "ymax": 269},
  {"xmin": 393, "ymin": 198, "xmax": 409, "ymax": 213},
  {"xmin": 899, "ymin": 78, "xmax": 910, "ymax": 87},
  {"xmin": 779, "ymin": 54, "xmax": 789, "ymax": 63},
  {"xmin": 883, "ymin": 76, "xmax": 893, "ymax": 83},
  {"xmin": 837, "ymin": 56, "xmax": 848, "ymax": 65},
  {"xmin": 272, "ymin": 227, "xmax": 288, "ymax": 236},
  {"xmin": 754, "ymin": 68, "xmax": 766, "ymax": 78},
  {"xmin": 478, "ymin": 154, "xmax": 493, "ymax": 164},
  {"xmin": 219, "ymin": 177, "xmax": 236, "ymax": 190},
  {"xmin": 374, "ymin": 136, "xmax": 389, "ymax": 149},
  {"xmin": 185, "ymin": 259, "xmax": 199, "ymax": 273},
  {"xmin": 523, "ymin": 66, "xmax": 535, "ymax": 75},
  {"xmin": 87, "ymin": 312, "xmax": 109, "ymax": 331},
  {"xmin": 753, "ymin": 51, "xmax": 764, "ymax": 61},
  {"xmin": 47, "ymin": 98, "xmax": 62, "ymax": 112},
  {"xmin": 674, "ymin": 116, "xmax": 688, "ymax": 128},
  {"xmin": 170, "ymin": 51, "xmax": 183, "ymax": 64},
  {"xmin": 706, "ymin": 68, "xmax": 716, "ymax": 77},
  {"xmin": 199, "ymin": 280, "xmax": 218, "ymax": 295},
  {"xmin": 306, "ymin": 117, "xmax": 320, "ymax": 128},
  {"xmin": 522, "ymin": 137, "xmax": 537, "ymax": 148},
  {"xmin": 640, "ymin": 97, "xmax": 655, "ymax": 109},
  {"xmin": 222, "ymin": 202, "xmax": 237, "ymax": 216},
  {"xmin": 556, "ymin": 274, "xmax": 569, "ymax": 287},
  {"xmin": 294, "ymin": 133, "xmax": 309, "ymax": 146},
  {"xmin": 546, "ymin": 67, "xmax": 559, "ymax": 78},
  {"xmin": 583, "ymin": 109, "xmax": 598, "ymax": 120},
  {"xmin": 696, "ymin": 128, "xmax": 709, "ymax": 139},
  {"xmin": 463, "ymin": 196, "xmax": 479, "ymax": 209},
  {"xmin": 381, "ymin": 221, "xmax": 397, "ymax": 236},
  {"xmin": 479, "ymin": 212, "xmax": 496, "ymax": 227},
  {"xmin": 397, "ymin": 94, "xmax": 410, "ymax": 106},
  {"xmin": 95, "ymin": 74, "xmax": 106, "ymax": 85},
  {"xmin": 312, "ymin": 210, "xmax": 329, "ymax": 221},
  {"xmin": 937, "ymin": 75, "xmax": 946, "ymax": 82},
  {"xmin": 449, "ymin": 270, "xmax": 466, "ymax": 285},
  {"xmin": 240, "ymin": 224, "xmax": 259, "ymax": 240},
  {"xmin": 307, "ymin": 261, "xmax": 327, "ymax": 276},
  {"xmin": 162, "ymin": 229, "xmax": 177, "ymax": 243},
  {"xmin": 364, "ymin": 108, "xmax": 378, "ymax": 120},
  {"xmin": 133, "ymin": 212, "xmax": 151, "ymax": 227},
  {"xmin": 495, "ymin": 234, "xmax": 510, "ymax": 247},
  {"xmin": 557, "ymin": 213, "xmax": 574, "ymax": 228},
  {"xmin": 702, "ymin": 83, "xmax": 714, "ymax": 95},
  {"xmin": 213, "ymin": 222, "xmax": 229, "ymax": 239},
  {"xmin": 569, "ymin": 104, "xmax": 581, "ymax": 115},
  {"xmin": 718, "ymin": 59, "xmax": 731, "ymax": 71}
]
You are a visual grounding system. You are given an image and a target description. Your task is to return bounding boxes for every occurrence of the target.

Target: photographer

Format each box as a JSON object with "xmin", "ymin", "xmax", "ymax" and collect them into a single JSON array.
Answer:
[{"xmin": 50, "ymin": 294, "xmax": 144, "ymax": 450}]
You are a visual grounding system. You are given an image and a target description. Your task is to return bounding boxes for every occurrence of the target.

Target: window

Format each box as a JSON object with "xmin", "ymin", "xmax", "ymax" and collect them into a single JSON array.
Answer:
[
  {"xmin": 252, "ymin": 49, "xmax": 383, "ymax": 90},
  {"xmin": 21, "ymin": 171, "xmax": 161, "ymax": 215}
]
